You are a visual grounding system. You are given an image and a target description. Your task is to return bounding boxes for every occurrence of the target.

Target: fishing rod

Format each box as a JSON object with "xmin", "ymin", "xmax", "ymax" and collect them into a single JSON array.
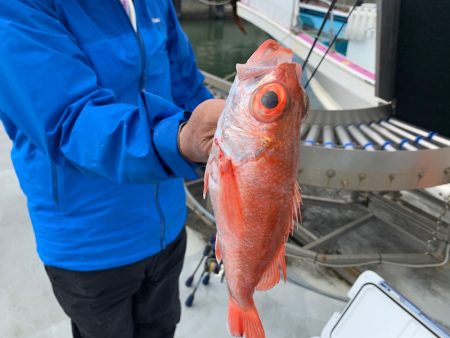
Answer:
[
  {"xmin": 302, "ymin": 0, "xmax": 339, "ymax": 71},
  {"xmin": 304, "ymin": 0, "xmax": 364, "ymax": 89},
  {"xmin": 184, "ymin": 233, "xmax": 224, "ymax": 307}
]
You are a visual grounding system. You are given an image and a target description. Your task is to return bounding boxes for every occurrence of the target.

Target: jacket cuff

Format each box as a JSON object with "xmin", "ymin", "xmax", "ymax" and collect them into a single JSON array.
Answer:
[{"xmin": 153, "ymin": 112, "xmax": 199, "ymax": 180}]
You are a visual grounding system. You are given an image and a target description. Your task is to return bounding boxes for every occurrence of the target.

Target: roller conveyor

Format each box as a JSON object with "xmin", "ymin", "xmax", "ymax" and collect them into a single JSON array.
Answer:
[
  {"xmin": 347, "ymin": 125, "xmax": 375, "ymax": 151},
  {"xmin": 335, "ymin": 125, "xmax": 354, "ymax": 150},
  {"xmin": 299, "ymin": 106, "xmax": 446, "ymax": 152},
  {"xmin": 300, "ymin": 123, "xmax": 310, "ymax": 139},
  {"xmin": 322, "ymin": 125, "xmax": 335, "ymax": 148},
  {"xmin": 359, "ymin": 124, "xmax": 396, "ymax": 151},
  {"xmin": 304, "ymin": 124, "xmax": 320, "ymax": 145},
  {"xmin": 370, "ymin": 123, "xmax": 418, "ymax": 151},
  {"xmin": 202, "ymin": 71, "xmax": 450, "ymax": 191},
  {"xmin": 388, "ymin": 118, "xmax": 450, "ymax": 147},
  {"xmin": 298, "ymin": 107, "xmax": 450, "ymax": 190},
  {"xmin": 379, "ymin": 121, "xmax": 439, "ymax": 150}
]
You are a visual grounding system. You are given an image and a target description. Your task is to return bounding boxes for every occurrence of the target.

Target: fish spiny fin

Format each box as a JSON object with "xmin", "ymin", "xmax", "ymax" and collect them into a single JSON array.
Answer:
[
  {"xmin": 255, "ymin": 245, "xmax": 286, "ymax": 291},
  {"xmin": 215, "ymin": 234, "xmax": 222, "ymax": 263},
  {"xmin": 291, "ymin": 181, "xmax": 302, "ymax": 232},
  {"xmin": 228, "ymin": 298, "xmax": 265, "ymax": 338}
]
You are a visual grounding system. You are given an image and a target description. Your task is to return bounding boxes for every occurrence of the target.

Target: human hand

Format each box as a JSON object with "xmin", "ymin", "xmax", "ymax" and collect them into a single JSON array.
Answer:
[{"xmin": 178, "ymin": 99, "xmax": 225, "ymax": 163}]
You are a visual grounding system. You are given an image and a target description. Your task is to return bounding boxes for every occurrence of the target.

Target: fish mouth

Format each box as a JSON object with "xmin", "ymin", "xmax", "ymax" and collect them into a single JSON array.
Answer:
[
  {"xmin": 236, "ymin": 39, "xmax": 295, "ymax": 81},
  {"xmin": 247, "ymin": 39, "xmax": 293, "ymax": 65}
]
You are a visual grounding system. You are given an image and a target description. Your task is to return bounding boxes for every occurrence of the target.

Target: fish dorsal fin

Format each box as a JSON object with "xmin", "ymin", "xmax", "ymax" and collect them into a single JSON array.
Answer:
[{"xmin": 291, "ymin": 181, "xmax": 302, "ymax": 233}]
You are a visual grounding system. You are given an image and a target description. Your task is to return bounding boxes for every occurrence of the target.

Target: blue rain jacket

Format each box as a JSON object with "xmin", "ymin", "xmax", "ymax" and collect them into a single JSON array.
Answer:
[{"xmin": 0, "ymin": 0, "xmax": 212, "ymax": 270}]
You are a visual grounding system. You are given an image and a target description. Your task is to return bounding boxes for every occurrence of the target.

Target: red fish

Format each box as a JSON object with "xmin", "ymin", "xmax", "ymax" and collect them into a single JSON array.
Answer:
[{"xmin": 203, "ymin": 40, "xmax": 308, "ymax": 338}]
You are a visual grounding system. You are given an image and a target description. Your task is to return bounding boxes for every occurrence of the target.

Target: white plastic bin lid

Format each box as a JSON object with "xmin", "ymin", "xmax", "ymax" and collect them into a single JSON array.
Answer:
[{"xmin": 319, "ymin": 271, "xmax": 449, "ymax": 338}]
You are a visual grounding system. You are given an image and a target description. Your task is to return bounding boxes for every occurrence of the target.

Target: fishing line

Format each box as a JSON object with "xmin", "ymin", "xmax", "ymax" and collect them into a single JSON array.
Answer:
[
  {"xmin": 302, "ymin": 0, "xmax": 339, "ymax": 71},
  {"xmin": 304, "ymin": 0, "xmax": 364, "ymax": 89}
]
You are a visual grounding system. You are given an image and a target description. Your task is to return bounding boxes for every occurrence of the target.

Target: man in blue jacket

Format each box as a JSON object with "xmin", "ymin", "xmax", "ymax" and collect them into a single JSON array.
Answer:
[{"xmin": 0, "ymin": 1, "xmax": 225, "ymax": 337}]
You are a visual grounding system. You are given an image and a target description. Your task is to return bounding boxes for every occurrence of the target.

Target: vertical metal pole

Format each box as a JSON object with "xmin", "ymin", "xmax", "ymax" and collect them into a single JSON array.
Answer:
[{"xmin": 375, "ymin": 0, "xmax": 402, "ymax": 101}]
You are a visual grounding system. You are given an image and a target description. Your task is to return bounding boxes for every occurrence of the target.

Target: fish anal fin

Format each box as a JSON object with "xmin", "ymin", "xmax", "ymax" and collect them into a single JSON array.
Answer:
[
  {"xmin": 228, "ymin": 298, "xmax": 265, "ymax": 338},
  {"xmin": 215, "ymin": 234, "xmax": 222, "ymax": 263},
  {"xmin": 255, "ymin": 261, "xmax": 279, "ymax": 291},
  {"xmin": 255, "ymin": 246, "xmax": 286, "ymax": 291},
  {"xmin": 280, "ymin": 246, "xmax": 287, "ymax": 282}
]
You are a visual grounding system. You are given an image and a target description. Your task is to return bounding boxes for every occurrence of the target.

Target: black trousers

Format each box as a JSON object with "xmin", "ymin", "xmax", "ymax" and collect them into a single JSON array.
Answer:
[{"xmin": 45, "ymin": 228, "xmax": 187, "ymax": 338}]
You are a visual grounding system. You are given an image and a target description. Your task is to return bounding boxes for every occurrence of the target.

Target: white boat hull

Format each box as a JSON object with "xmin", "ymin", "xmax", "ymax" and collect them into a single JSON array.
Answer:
[{"xmin": 238, "ymin": 1, "xmax": 385, "ymax": 109}]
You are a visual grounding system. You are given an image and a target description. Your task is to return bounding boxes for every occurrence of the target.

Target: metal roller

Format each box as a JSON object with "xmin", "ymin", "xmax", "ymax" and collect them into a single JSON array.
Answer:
[
  {"xmin": 347, "ymin": 125, "xmax": 375, "ymax": 151},
  {"xmin": 300, "ymin": 123, "xmax": 310, "ymax": 139},
  {"xmin": 322, "ymin": 125, "xmax": 335, "ymax": 148},
  {"xmin": 304, "ymin": 124, "xmax": 320, "ymax": 145},
  {"xmin": 335, "ymin": 125, "xmax": 354, "ymax": 149},
  {"xmin": 380, "ymin": 121, "xmax": 439, "ymax": 150},
  {"xmin": 370, "ymin": 123, "xmax": 417, "ymax": 151},
  {"xmin": 359, "ymin": 124, "xmax": 396, "ymax": 151},
  {"xmin": 388, "ymin": 118, "xmax": 450, "ymax": 147}
]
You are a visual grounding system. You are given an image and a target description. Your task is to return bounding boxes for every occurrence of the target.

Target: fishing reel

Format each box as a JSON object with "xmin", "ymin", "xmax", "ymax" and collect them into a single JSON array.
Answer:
[{"xmin": 184, "ymin": 233, "xmax": 225, "ymax": 307}]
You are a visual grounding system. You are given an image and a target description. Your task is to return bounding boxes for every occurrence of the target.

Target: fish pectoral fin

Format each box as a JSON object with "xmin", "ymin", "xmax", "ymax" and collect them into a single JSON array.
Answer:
[
  {"xmin": 215, "ymin": 234, "xmax": 222, "ymax": 263},
  {"xmin": 219, "ymin": 154, "xmax": 245, "ymax": 229},
  {"xmin": 228, "ymin": 297, "xmax": 265, "ymax": 338},
  {"xmin": 255, "ymin": 245, "xmax": 286, "ymax": 291}
]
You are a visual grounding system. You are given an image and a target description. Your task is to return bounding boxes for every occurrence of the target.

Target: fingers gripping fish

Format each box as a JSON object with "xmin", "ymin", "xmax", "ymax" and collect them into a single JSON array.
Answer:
[{"xmin": 204, "ymin": 40, "xmax": 308, "ymax": 338}]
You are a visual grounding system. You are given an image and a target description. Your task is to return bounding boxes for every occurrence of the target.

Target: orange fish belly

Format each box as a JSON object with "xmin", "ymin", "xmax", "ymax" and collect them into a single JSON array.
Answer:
[{"xmin": 206, "ymin": 144, "xmax": 300, "ymax": 338}]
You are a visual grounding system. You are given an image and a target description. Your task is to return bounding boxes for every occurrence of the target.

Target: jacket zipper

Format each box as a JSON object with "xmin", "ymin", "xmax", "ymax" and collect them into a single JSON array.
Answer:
[
  {"xmin": 51, "ymin": 162, "xmax": 59, "ymax": 204},
  {"xmin": 117, "ymin": 1, "xmax": 166, "ymax": 248},
  {"xmin": 116, "ymin": 0, "xmax": 147, "ymax": 90},
  {"xmin": 155, "ymin": 184, "xmax": 166, "ymax": 248},
  {"xmin": 136, "ymin": 30, "xmax": 147, "ymax": 91}
]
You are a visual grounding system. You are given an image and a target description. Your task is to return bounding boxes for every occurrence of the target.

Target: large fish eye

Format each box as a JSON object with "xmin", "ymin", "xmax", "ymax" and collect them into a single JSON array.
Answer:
[
  {"xmin": 261, "ymin": 91, "xmax": 279, "ymax": 109},
  {"xmin": 250, "ymin": 82, "xmax": 288, "ymax": 123}
]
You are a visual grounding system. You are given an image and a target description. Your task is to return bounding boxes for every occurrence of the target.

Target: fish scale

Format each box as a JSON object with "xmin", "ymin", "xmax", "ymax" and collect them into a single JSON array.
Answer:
[{"xmin": 204, "ymin": 40, "xmax": 307, "ymax": 338}]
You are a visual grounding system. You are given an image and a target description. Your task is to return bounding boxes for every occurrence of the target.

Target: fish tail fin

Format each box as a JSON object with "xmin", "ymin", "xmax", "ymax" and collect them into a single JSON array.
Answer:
[{"xmin": 228, "ymin": 298, "xmax": 265, "ymax": 338}]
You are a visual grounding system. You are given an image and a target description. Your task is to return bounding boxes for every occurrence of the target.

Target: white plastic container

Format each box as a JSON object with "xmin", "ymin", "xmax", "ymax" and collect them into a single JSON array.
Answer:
[
  {"xmin": 314, "ymin": 271, "xmax": 449, "ymax": 338},
  {"xmin": 344, "ymin": 4, "xmax": 377, "ymax": 72}
]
